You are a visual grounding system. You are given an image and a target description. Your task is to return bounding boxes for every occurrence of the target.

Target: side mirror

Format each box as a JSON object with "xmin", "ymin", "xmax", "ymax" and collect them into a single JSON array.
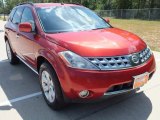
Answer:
[
  {"xmin": 19, "ymin": 22, "xmax": 32, "ymax": 33},
  {"xmin": 104, "ymin": 18, "xmax": 110, "ymax": 23}
]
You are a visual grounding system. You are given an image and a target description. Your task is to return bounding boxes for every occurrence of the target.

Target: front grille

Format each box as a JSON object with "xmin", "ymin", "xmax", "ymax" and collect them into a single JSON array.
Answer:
[
  {"xmin": 86, "ymin": 47, "xmax": 152, "ymax": 70},
  {"xmin": 87, "ymin": 56, "xmax": 131, "ymax": 70},
  {"xmin": 139, "ymin": 47, "xmax": 151, "ymax": 63}
]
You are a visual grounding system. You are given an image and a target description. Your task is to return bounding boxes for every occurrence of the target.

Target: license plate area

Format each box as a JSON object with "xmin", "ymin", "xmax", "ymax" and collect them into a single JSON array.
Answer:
[{"xmin": 133, "ymin": 72, "xmax": 149, "ymax": 89}]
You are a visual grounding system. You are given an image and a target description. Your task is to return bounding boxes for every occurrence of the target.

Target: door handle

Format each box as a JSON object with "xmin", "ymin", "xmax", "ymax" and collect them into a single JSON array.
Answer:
[{"xmin": 16, "ymin": 34, "xmax": 20, "ymax": 39}]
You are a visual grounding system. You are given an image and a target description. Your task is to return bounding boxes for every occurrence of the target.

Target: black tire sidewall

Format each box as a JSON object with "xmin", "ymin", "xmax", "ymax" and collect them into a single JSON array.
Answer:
[
  {"xmin": 39, "ymin": 63, "xmax": 65, "ymax": 109},
  {"xmin": 6, "ymin": 41, "xmax": 19, "ymax": 64}
]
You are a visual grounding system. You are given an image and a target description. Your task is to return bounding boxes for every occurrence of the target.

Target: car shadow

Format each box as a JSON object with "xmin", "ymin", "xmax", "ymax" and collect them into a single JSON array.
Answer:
[{"xmin": 0, "ymin": 60, "xmax": 152, "ymax": 120}]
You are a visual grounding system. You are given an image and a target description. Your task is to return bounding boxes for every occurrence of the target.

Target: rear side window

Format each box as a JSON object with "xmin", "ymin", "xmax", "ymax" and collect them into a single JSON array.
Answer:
[
  {"xmin": 8, "ymin": 8, "xmax": 16, "ymax": 21},
  {"xmin": 12, "ymin": 7, "xmax": 24, "ymax": 24}
]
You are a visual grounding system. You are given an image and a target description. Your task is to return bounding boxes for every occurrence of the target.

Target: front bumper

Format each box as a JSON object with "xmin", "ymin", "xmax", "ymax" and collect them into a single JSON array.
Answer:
[{"xmin": 58, "ymin": 54, "xmax": 156, "ymax": 100}]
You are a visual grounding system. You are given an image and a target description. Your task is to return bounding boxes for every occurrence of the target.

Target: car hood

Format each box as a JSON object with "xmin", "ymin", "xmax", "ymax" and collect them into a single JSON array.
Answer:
[{"xmin": 46, "ymin": 28, "xmax": 146, "ymax": 57}]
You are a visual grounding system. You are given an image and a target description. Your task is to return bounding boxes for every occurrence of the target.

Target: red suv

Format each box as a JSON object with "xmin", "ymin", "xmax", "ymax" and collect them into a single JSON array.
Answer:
[{"xmin": 5, "ymin": 3, "xmax": 156, "ymax": 109}]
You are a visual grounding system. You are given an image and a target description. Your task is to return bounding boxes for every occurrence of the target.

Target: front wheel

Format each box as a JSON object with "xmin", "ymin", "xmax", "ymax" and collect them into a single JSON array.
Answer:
[
  {"xmin": 39, "ymin": 62, "xmax": 66, "ymax": 110},
  {"xmin": 6, "ymin": 41, "xmax": 19, "ymax": 65}
]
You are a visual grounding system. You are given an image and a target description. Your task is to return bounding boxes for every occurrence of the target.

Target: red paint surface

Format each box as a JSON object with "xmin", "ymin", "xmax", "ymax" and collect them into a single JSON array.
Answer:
[{"xmin": 5, "ymin": 3, "xmax": 156, "ymax": 100}]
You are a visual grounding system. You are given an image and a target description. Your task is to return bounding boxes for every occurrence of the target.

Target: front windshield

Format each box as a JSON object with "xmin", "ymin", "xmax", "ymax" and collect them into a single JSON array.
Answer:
[{"xmin": 36, "ymin": 6, "xmax": 111, "ymax": 33}]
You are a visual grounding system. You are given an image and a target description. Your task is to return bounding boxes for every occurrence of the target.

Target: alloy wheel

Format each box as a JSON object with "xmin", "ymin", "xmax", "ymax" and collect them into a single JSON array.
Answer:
[
  {"xmin": 41, "ymin": 70, "xmax": 55, "ymax": 103},
  {"xmin": 6, "ymin": 42, "xmax": 12, "ymax": 61}
]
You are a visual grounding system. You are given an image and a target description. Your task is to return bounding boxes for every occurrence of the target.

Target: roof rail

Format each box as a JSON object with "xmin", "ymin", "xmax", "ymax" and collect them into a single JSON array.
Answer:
[
  {"xmin": 16, "ymin": 2, "xmax": 34, "ymax": 6},
  {"xmin": 62, "ymin": 2, "xmax": 82, "ymax": 6}
]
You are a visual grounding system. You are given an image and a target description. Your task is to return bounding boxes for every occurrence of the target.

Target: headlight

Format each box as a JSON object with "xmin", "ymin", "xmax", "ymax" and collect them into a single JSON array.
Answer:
[{"xmin": 58, "ymin": 51, "xmax": 100, "ymax": 70}]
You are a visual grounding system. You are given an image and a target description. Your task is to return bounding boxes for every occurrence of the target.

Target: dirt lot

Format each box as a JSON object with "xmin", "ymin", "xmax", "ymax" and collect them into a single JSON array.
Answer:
[{"xmin": 110, "ymin": 18, "xmax": 160, "ymax": 51}]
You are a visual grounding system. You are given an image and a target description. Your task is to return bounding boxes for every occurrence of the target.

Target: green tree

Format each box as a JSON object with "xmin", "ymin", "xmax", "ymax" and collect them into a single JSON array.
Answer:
[
  {"xmin": 0, "ymin": 0, "xmax": 3, "ymax": 14},
  {"xmin": 2, "ymin": 0, "xmax": 160, "ymax": 14},
  {"xmin": 112, "ymin": 0, "xmax": 133, "ymax": 9}
]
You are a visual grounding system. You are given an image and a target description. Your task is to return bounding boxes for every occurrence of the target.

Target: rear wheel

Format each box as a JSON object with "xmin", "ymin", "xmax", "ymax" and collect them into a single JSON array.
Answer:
[
  {"xmin": 6, "ymin": 41, "xmax": 19, "ymax": 65},
  {"xmin": 39, "ymin": 62, "xmax": 66, "ymax": 110}
]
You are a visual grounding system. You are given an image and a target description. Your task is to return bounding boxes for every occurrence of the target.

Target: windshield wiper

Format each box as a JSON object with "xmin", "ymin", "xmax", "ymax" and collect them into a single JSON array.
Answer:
[
  {"xmin": 46, "ymin": 31, "xmax": 70, "ymax": 34},
  {"xmin": 91, "ymin": 27, "xmax": 107, "ymax": 30}
]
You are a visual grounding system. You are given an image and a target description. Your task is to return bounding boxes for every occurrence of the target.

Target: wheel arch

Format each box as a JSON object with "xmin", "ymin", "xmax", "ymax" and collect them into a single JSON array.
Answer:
[
  {"xmin": 36, "ymin": 55, "xmax": 68, "ymax": 101},
  {"xmin": 37, "ymin": 56, "xmax": 53, "ymax": 73},
  {"xmin": 36, "ymin": 54, "xmax": 61, "ymax": 77}
]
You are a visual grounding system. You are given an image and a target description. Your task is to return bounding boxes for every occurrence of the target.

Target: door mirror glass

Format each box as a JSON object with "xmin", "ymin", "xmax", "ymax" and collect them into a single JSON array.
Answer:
[{"xmin": 19, "ymin": 22, "xmax": 32, "ymax": 33}]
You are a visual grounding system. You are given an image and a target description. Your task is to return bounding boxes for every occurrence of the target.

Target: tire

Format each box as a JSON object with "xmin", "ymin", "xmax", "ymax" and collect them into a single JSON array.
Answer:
[
  {"xmin": 39, "ymin": 62, "xmax": 66, "ymax": 110},
  {"xmin": 6, "ymin": 41, "xmax": 19, "ymax": 65}
]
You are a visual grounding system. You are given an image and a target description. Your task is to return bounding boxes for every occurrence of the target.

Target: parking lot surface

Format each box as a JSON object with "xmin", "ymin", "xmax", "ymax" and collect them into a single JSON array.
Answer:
[{"xmin": 0, "ymin": 21, "xmax": 160, "ymax": 120}]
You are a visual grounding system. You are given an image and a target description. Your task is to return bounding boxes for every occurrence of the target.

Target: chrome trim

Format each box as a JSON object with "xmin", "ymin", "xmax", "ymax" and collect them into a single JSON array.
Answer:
[
  {"xmin": 16, "ymin": 55, "xmax": 38, "ymax": 75},
  {"xmin": 86, "ymin": 55, "xmax": 131, "ymax": 70},
  {"xmin": 86, "ymin": 47, "xmax": 152, "ymax": 70}
]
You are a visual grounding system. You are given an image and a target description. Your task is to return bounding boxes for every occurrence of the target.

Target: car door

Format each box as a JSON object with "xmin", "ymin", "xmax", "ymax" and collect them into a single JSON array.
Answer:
[
  {"xmin": 6, "ymin": 7, "xmax": 24, "ymax": 54},
  {"xmin": 17, "ymin": 7, "xmax": 36, "ymax": 67}
]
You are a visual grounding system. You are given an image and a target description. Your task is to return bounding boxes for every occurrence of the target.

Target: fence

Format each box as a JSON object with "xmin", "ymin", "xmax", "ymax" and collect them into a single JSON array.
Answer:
[
  {"xmin": 1, "ymin": 8, "xmax": 160, "ymax": 20},
  {"xmin": 95, "ymin": 8, "xmax": 160, "ymax": 20}
]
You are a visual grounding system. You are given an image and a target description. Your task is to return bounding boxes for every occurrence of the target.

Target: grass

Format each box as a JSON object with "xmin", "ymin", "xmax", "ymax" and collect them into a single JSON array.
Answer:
[
  {"xmin": 110, "ymin": 18, "xmax": 160, "ymax": 51},
  {"xmin": 0, "ymin": 16, "xmax": 6, "ymax": 21},
  {"xmin": 0, "ymin": 16, "xmax": 4, "ymax": 20}
]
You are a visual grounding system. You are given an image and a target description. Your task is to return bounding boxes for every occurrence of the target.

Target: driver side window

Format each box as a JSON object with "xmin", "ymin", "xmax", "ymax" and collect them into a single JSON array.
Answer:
[{"xmin": 21, "ymin": 7, "xmax": 35, "ymax": 31}]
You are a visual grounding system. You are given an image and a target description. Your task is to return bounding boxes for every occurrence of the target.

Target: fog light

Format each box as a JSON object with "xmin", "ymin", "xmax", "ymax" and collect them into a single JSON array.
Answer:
[{"xmin": 79, "ymin": 90, "xmax": 89, "ymax": 98}]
